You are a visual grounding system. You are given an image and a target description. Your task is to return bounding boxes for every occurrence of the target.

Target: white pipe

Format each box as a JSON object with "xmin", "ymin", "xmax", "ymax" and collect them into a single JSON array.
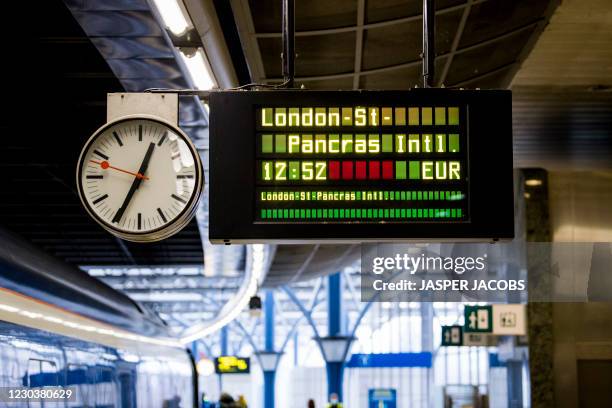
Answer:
[{"xmin": 180, "ymin": 244, "xmax": 272, "ymax": 343}]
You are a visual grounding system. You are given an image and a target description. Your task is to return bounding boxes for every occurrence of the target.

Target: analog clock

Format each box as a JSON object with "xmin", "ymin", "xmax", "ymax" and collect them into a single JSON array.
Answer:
[{"xmin": 76, "ymin": 116, "xmax": 203, "ymax": 242}]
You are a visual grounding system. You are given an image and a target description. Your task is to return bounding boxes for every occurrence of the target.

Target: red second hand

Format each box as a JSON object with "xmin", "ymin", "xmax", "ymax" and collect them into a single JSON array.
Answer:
[{"xmin": 90, "ymin": 160, "xmax": 149, "ymax": 180}]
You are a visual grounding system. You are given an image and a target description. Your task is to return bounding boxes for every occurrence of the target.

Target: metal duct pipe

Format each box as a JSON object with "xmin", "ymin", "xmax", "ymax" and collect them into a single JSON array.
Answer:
[{"xmin": 180, "ymin": 243, "xmax": 273, "ymax": 343}]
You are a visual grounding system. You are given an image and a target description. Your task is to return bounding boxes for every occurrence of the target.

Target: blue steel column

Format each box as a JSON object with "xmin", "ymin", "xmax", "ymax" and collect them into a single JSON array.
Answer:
[
  {"xmin": 218, "ymin": 326, "xmax": 228, "ymax": 396},
  {"xmin": 221, "ymin": 325, "xmax": 228, "ymax": 353},
  {"xmin": 264, "ymin": 290, "xmax": 276, "ymax": 408},
  {"xmin": 326, "ymin": 272, "xmax": 344, "ymax": 401}
]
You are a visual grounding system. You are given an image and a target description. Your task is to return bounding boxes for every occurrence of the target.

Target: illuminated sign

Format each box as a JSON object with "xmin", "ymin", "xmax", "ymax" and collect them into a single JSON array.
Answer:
[
  {"xmin": 214, "ymin": 356, "xmax": 250, "ymax": 374},
  {"xmin": 209, "ymin": 90, "xmax": 513, "ymax": 243}
]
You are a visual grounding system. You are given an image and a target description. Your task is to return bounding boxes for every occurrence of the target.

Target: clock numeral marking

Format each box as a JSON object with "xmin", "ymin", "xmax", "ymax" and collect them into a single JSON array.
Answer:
[
  {"xmin": 171, "ymin": 194, "xmax": 187, "ymax": 204},
  {"xmin": 86, "ymin": 175, "xmax": 104, "ymax": 179},
  {"xmin": 138, "ymin": 125, "xmax": 143, "ymax": 141},
  {"xmin": 138, "ymin": 213, "xmax": 142, "ymax": 230},
  {"xmin": 158, "ymin": 131, "xmax": 167, "ymax": 146},
  {"xmin": 113, "ymin": 131, "xmax": 123, "ymax": 147},
  {"xmin": 157, "ymin": 208, "xmax": 167, "ymax": 223},
  {"xmin": 177, "ymin": 175, "xmax": 194, "ymax": 179},
  {"xmin": 93, "ymin": 150, "xmax": 109, "ymax": 160},
  {"xmin": 92, "ymin": 194, "xmax": 108, "ymax": 205}
]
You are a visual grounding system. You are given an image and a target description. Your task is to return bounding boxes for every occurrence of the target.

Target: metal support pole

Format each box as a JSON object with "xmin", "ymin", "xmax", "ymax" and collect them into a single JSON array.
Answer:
[
  {"xmin": 328, "ymin": 273, "xmax": 342, "ymax": 337},
  {"xmin": 264, "ymin": 371, "xmax": 276, "ymax": 408},
  {"xmin": 507, "ymin": 361, "xmax": 524, "ymax": 408},
  {"xmin": 422, "ymin": 0, "xmax": 436, "ymax": 87},
  {"xmin": 218, "ymin": 326, "xmax": 228, "ymax": 397},
  {"xmin": 265, "ymin": 290, "xmax": 275, "ymax": 351},
  {"xmin": 326, "ymin": 272, "xmax": 345, "ymax": 402},
  {"xmin": 264, "ymin": 289, "xmax": 276, "ymax": 408},
  {"xmin": 282, "ymin": 0, "xmax": 295, "ymax": 87},
  {"xmin": 220, "ymin": 325, "xmax": 228, "ymax": 355},
  {"xmin": 326, "ymin": 362, "xmax": 345, "ymax": 401}
]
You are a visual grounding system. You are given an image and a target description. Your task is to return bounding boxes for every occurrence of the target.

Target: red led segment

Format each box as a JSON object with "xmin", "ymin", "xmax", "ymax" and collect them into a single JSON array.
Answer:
[
  {"xmin": 342, "ymin": 161, "xmax": 354, "ymax": 180},
  {"xmin": 382, "ymin": 161, "xmax": 394, "ymax": 179},
  {"xmin": 355, "ymin": 161, "xmax": 367, "ymax": 179},
  {"xmin": 329, "ymin": 161, "xmax": 340, "ymax": 180},
  {"xmin": 369, "ymin": 161, "xmax": 380, "ymax": 180}
]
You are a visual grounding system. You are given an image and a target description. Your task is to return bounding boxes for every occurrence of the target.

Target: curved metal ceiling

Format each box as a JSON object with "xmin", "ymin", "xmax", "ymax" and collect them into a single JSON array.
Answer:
[
  {"xmin": 230, "ymin": 0, "xmax": 559, "ymax": 89},
  {"xmin": 264, "ymin": 244, "xmax": 360, "ymax": 288}
]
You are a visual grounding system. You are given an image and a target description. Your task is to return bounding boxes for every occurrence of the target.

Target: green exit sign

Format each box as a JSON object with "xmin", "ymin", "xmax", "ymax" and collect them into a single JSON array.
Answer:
[
  {"xmin": 464, "ymin": 305, "xmax": 493, "ymax": 333},
  {"xmin": 441, "ymin": 325, "xmax": 463, "ymax": 346}
]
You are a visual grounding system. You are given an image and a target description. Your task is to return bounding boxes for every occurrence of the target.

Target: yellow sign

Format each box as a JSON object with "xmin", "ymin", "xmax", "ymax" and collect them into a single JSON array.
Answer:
[{"xmin": 214, "ymin": 356, "xmax": 250, "ymax": 374}]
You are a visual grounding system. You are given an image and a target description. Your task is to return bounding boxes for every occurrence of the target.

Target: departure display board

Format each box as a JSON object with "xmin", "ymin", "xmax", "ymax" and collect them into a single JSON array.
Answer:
[
  {"xmin": 209, "ymin": 90, "xmax": 513, "ymax": 243},
  {"xmin": 214, "ymin": 356, "xmax": 250, "ymax": 374}
]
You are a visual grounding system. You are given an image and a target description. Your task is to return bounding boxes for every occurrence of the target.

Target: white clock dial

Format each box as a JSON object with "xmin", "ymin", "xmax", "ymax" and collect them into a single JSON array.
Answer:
[{"xmin": 77, "ymin": 116, "xmax": 203, "ymax": 242}]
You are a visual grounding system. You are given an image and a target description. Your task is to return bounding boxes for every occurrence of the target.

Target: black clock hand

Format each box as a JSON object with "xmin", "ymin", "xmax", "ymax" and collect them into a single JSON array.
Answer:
[{"xmin": 112, "ymin": 142, "xmax": 155, "ymax": 224}]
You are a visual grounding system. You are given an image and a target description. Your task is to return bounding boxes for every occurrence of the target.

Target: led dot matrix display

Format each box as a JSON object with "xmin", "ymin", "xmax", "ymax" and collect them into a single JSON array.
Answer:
[
  {"xmin": 209, "ymin": 90, "xmax": 514, "ymax": 243},
  {"xmin": 256, "ymin": 105, "xmax": 468, "ymax": 223}
]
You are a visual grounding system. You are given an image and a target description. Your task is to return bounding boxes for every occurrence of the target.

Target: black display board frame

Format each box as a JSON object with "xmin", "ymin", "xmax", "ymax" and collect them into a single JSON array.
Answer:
[{"xmin": 209, "ymin": 89, "xmax": 513, "ymax": 244}]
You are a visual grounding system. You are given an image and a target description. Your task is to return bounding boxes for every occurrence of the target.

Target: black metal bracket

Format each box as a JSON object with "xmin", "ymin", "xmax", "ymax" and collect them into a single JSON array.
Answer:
[
  {"xmin": 281, "ymin": 0, "xmax": 296, "ymax": 88},
  {"xmin": 422, "ymin": 0, "xmax": 436, "ymax": 88}
]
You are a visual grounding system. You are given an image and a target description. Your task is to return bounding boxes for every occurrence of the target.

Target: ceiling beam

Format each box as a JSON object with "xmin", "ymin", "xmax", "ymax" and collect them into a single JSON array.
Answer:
[
  {"xmin": 230, "ymin": 0, "xmax": 266, "ymax": 82},
  {"xmin": 254, "ymin": 0, "xmax": 488, "ymax": 38},
  {"xmin": 437, "ymin": 0, "xmax": 474, "ymax": 86},
  {"xmin": 263, "ymin": 20, "xmax": 541, "ymax": 83}
]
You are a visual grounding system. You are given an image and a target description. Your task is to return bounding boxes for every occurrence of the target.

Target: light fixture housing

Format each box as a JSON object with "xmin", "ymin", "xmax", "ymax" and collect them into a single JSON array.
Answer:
[
  {"xmin": 256, "ymin": 351, "xmax": 282, "ymax": 372},
  {"xmin": 151, "ymin": 0, "xmax": 192, "ymax": 35},
  {"xmin": 179, "ymin": 48, "xmax": 217, "ymax": 90},
  {"xmin": 319, "ymin": 336, "xmax": 354, "ymax": 362},
  {"xmin": 248, "ymin": 294, "xmax": 263, "ymax": 318}
]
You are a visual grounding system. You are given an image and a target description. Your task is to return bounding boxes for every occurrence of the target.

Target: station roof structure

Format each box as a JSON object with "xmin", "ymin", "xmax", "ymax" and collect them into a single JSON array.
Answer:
[
  {"xmin": 231, "ymin": 0, "xmax": 558, "ymax": 89},
  {"xmin": 5, "ymin": 0, "xmax": 612, "ymax": 337},
  {"xmin": 0, "ymin": 0, "xmax": 561, "ymax": 271}
]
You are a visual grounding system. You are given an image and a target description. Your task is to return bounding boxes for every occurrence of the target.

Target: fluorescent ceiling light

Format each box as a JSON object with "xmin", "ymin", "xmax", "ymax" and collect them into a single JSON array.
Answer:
[
  {"xmin": 179, "ymin": 48, "xmax": 216, "ymax": 90},
  {"xmin": 151, "ymin": 0, "xmax": 191, "ymax": 35}
]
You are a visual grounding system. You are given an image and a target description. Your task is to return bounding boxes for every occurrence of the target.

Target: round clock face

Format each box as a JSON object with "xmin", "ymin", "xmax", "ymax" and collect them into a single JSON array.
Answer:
[{"xmin": 77, "ymin": 116, "xmax": 203, "ymax": 242}]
